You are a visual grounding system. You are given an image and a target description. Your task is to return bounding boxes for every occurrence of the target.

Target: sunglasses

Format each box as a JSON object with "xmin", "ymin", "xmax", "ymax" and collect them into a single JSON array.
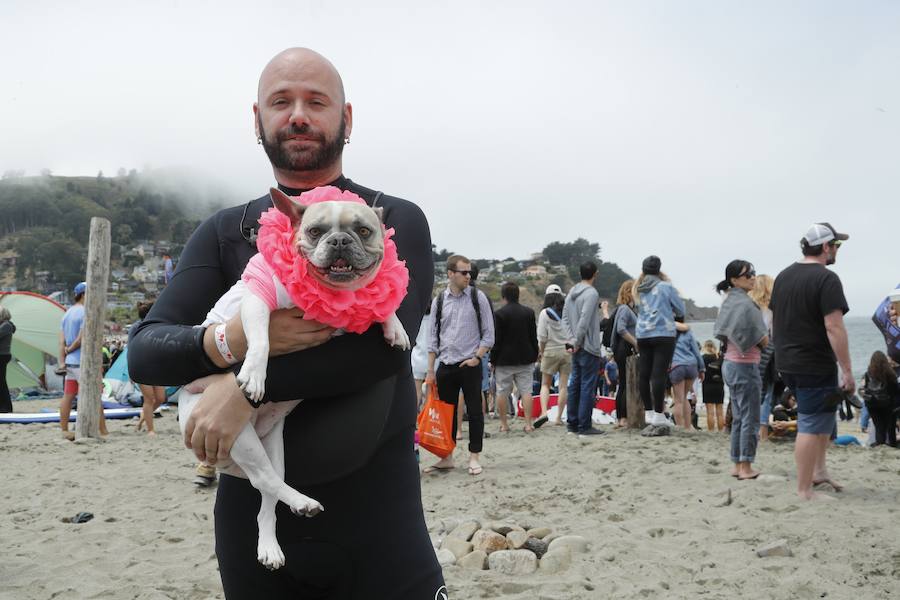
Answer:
[
  {"xmin": 829, "ymin": 240, "xmax": 842, "ymax": 248},
  {"xmin": 450, "ymin": 269, "xmax": 472, "ymax": 276},
  {"xmin": 740, "ymin": 270, "xmax": 756, "ymax": 279}
]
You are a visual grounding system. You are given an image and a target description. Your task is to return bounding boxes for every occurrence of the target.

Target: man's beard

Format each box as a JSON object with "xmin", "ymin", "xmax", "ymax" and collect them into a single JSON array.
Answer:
[{"xmin": 258, "ymin": 115, "xmax": 346, "ymax": 173}]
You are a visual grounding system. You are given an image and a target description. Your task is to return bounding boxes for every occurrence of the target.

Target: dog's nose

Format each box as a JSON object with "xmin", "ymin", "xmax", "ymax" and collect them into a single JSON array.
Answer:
[{"xmin": 326, "ymin": 233, "xmax": 354, "ymax": 248}]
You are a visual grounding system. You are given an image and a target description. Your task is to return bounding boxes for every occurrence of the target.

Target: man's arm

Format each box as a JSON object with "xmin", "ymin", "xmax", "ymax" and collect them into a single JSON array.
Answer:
[
  {"xmin": 824, "ymin": 309, "xmax": 854, "ymax": 393},
  {"xmin": 476, "ymin": 290, "xmax": 494, "ymax": 356},
  {"xmin": 58, "ymin": 331, "xmax": 67, "ymax": 366}
]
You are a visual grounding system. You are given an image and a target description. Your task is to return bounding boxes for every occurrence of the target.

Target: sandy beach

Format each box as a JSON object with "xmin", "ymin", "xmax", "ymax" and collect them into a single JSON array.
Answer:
[{"xmin": 2, "ymin": 399, "xmax": 899, "ymax": 600}]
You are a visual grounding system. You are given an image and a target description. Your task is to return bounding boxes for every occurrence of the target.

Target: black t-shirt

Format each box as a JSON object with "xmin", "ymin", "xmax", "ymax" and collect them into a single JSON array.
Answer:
[{"xmin": 770, "ymin": 262, "xmax": 848, "ymax": 375}]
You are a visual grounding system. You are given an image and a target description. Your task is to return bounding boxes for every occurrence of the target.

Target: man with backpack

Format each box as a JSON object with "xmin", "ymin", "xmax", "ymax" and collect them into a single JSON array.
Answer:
[{"xmin": 425, "ymin": 255, "xmax": 495, "ymax": 475}]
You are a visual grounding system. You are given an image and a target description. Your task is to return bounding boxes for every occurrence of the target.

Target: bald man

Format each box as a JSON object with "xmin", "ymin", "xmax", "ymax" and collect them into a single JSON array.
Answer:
[{"xmin": 129, "ymin": 49, "xmax": 443, "ymax": 598}]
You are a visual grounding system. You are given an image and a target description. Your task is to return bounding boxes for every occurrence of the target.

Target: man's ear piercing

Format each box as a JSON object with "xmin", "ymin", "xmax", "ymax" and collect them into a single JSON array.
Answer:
[
  {"xmin": 257, "ymin": 136, "xmax": 262, "ymax": 145},
  {"xmin": 344, "ymin": 137, "xmax": 350, "ymax": 145}
]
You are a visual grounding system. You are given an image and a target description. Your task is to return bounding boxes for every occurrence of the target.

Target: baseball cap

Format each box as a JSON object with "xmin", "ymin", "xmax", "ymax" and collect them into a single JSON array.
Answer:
[
  {"xmin": 545, "ymin": 284, "xmax": 563, "ymax": 295},
  {"xmin": 73, "ymin": 282, "xmax": 87, "ymax": 296},
  {"xmin": 803, "ymin": 222, "xmax": 849, "ymax": 246}
]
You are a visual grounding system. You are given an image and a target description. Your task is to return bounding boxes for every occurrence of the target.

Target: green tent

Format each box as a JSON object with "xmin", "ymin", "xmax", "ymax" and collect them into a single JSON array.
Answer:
[{"xmin": 0, "ymin": 292, "xmax": 65, "ymax": 390}]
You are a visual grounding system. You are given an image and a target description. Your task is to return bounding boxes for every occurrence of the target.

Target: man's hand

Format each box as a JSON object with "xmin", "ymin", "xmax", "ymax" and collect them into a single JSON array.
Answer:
[
  {"xmin": 462, "ymin": 357, "xmax": 480, "ymax": 368},
  {"xmin": 840, "ymin": 370, "xmax": 856, "ymax": 395},
  {"xmin": 698, "ymin": 372, "xmax": 705, "ymax": 383},
  {"xmin": 425, "ymin": 368, "xmax": 436, "ymax": 386},
  {"xmin": 184, "ymin": 372, "xmax": 253, "ymax": 465}
]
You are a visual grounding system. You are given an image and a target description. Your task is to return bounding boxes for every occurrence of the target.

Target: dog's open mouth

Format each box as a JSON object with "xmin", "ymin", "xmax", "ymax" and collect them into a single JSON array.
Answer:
[{"xmin": 315, "ymin": 257, "xmax": 375, "ymax": 283}]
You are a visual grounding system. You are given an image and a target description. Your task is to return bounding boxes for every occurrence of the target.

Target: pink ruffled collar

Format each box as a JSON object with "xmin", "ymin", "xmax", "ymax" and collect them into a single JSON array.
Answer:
[{"xmin": 254, "ymin": 187, "xmax": 409, "ymax": 333}]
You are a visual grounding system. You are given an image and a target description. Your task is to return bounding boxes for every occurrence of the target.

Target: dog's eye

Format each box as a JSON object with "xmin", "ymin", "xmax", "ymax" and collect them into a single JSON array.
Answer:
[
  {"xmin": 307, "ymin": 227, "xmax": 321, "ymax": 237},
  {"xmin": 357, "ymin": 227, "xmax": 371, "ymax": 237}
]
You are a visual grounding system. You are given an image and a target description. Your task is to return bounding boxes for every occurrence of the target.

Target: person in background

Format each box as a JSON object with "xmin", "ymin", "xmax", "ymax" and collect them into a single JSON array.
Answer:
[
  {"xmin": 610, "ymin": 279, "xmax": 638, "ymax": 428},
  {"xmin": 134, "ymin": 301, "xmax": 167, "ymax": 436},
  {"xmin": 0, "ymin": 306, "xmax": 15, "ymax": 413},
  {"xmin": 605, "ymin": 358, "xmax": 619, "ymax": 398},
  {"xmin": 860, "ymin": 350, "xmax": 899, "ymax": 447},
  {"xmin": 633, "ymin": 256, "xmax": 685, "ymax": 436},
  {"xmin": 59, "ymin": 282, "xmax": 108, "ymax": 440},
  {"xmin": 563, "ymin": 261, "xmax": 605, "ymax": 437},
  {"xmin": 163, "ymin": 254, "xmax": 174, "ymax": 285},
  {"xmin": 536, "ymin": 284, "xmax": 572, "ymax": 426},
  {"xmin": 701, "ymin": 339, "xmax": 726, "ymax": 432},
  {"xmin": 669, "ymin": 318, "xmax": 705, "ymax": 431},
  {"xmin": 771, "ymin": 222, "xmax": 853, "ymax": 500},
  {"xmin": 714, "ymin": 260, "xmax": 769, "ymax": 480},
  {"xmin": 427, "ymin": 255, "xmax": 494, "ymax": 475},
  {"xmin": 492, "ymin": 281, "xmax": 539, "ymax": 433},
  {"xmin": 411, "ymin": 301, "xmax": 431, "ymax": 412},
  {"xmin": 749, "ymin": 274, "xmax": 776, "ymax": 441}
]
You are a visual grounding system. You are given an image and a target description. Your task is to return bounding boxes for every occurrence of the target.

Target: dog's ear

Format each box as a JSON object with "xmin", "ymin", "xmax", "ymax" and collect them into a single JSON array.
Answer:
[
  {"xmin": 371, "ymin": 206, "xmax": 384, "ymax": 223},
  {"xmin": 269, "ymin": 188, "xmax": 306, "ymax": 226}
]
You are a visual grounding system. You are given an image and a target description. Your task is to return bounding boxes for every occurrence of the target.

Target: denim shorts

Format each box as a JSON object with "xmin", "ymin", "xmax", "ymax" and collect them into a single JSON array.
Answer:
[
  {"xmin": 782, "ymin": 372, "xmax": 838, "ymax": 437},
  {"xmin": 669, "ymin": 364, "xmax": 699, "ymax": 384}
]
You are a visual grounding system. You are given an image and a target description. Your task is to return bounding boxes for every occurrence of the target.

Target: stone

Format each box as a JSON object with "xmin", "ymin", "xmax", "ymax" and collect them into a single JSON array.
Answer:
[
  {"xmin": 542, "ymin": 532, "xmax": 561, "ymax": 545},
  {"xmin": 448, "ymin": 520, "xmax": 480, "ymax": 542},
  {"xmin": 756, "ymin": 539, "xmax": 792, "ymax": 558},
  {"xmin": 488, "ymin": 549, "xmax": 538, "ymax": 574},
  {"xmin": 539, "ymin": 547, "xmax": 572, "ymax": 574},
  {"xmin": 472, "ymin": 529, "xmax": 508, "ymax": 555},
  {"xmin": 441, "ymin": 537, "xmax": 474, "ymax": 560},
  {"xmin": 489, "ymin": 522, "xmax": 516, "ymax": 535},
  {"xmin": 457, "ymin": 550, "xmax": 488, "ymax": 570},
  {"xmin": 715, "ymin": 488, "xmax": 732, "ymax": 507},
  {"xmin": 527, "ymin": 527, "xmax": 552, "ymax": 539},
  {"xmin": 547, "ymin": 535, "xmax": 589, "ymax": 554},
  {"xmin": 523, "ymin": 536, "xmax": 550, "ymax": 558},
  {"xmin": 436, "ymin": 548, "xmax": 456, "ymax": 567},
  {"xmin": 439, "ymin": 517, "xmax": 459, "ymax": 534},
  {"xmin": 506, "ymin": 529, "xmax": 529, "ymax": 549}
]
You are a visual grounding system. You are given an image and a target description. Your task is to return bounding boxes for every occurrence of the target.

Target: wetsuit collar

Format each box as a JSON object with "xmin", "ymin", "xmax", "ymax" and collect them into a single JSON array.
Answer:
[{"xmin": 277, "ymin": 175, "xmax": 349, "ymax": 196}]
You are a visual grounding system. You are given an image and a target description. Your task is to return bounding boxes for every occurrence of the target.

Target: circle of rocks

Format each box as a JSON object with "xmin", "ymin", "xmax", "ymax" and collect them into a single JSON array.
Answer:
[{"xmin": 430, "ymin": 517, "xmax": 589, "ymax": 574}]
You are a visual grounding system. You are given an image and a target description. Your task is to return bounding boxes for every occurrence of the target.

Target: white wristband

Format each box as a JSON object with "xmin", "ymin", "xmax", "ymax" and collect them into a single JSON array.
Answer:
[{"xmin": 213, "ymin": 323, "xmax": 239, "ymax": 365}]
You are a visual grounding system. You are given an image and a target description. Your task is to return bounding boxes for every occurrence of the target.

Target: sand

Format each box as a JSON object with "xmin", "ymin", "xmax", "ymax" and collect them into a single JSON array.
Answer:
[{"xmin": 3, "ymin": 399, "xmax": 900, "ymax": 600}]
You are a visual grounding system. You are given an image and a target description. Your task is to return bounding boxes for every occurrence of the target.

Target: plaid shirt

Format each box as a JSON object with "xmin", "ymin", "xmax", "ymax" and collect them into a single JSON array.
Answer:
[{"xmin": 428, "ymin": 286, "xmax": 494, "ymax": 365}]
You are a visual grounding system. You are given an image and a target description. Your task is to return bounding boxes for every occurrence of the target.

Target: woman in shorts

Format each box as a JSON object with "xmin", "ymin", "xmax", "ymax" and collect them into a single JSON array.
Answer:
[
  {"xmin": 536, "ymin": 285, "xmax": 573, "ymax": 426},
  {"xmin": 669, "ymin": 318, "xmax": 705, "ymax": 430}
]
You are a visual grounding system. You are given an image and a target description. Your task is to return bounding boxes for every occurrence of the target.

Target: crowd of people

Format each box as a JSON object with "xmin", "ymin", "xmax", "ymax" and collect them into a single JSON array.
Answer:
[{"xmin": 420, "ymin": 223, "xmax": 900, "ymax": 503}]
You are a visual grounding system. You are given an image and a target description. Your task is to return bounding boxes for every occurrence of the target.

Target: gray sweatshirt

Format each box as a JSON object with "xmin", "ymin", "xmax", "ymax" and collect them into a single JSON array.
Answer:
[
  {"xmin": 0, "ymin": 320, "xmax": 15, "ymax": 355},
  {"xmin": 562, "ymin": 282, "xmax": 602, "ymax": 357}
]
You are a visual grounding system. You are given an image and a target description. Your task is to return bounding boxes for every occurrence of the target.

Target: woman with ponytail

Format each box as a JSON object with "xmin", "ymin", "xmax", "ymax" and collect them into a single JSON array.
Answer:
[{"xmin": 713, "ymin": 260, "xmax": 769, "ymax": 479}]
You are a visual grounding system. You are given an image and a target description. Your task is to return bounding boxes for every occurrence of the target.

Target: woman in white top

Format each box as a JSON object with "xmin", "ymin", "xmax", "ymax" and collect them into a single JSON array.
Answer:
[{"xmin": 536, "ymin": 285, "xmax": 574, "ymax": 426}]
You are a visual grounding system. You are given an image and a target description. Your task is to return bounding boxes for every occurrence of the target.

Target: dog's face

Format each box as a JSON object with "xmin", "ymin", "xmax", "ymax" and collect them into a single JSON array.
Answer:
[{"xmin": 270, "ymin": 188, "xmax": 385, "ymax": 290}]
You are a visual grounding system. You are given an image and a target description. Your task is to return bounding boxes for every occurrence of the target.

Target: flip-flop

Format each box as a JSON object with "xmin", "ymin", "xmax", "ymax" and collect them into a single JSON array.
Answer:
[
  {"xmin": 468, "ymin": 465, "xmax": 483, "ymax": 476},
  {"xmin": 737, "ymin": 472, "xmax": 761, "ymax": 480},
  {"xmin": 533, "ymin": 416, "xmax": 549, "ymax": 429},
  {"xmin": 423, "ymin": 465, "xmax": 454, "ymax": 474}
]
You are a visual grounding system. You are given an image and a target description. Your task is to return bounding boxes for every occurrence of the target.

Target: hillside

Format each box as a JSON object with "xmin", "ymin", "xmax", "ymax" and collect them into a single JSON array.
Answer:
[{"xmin": 0, "ymin": 171, "xmax": 235, "ymax": 292}]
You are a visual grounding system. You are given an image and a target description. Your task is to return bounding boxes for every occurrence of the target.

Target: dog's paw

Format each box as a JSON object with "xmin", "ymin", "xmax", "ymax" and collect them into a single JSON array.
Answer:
[
  {"xmin": 278, "ymin": 486, "xmax": 324, "ymax": 518},
  {"xmin": 382, "ymin": 315, "xmax": 411, "ymax": 350},
  {"xmin": 236, "ymin": 364, "xmax": 266, "ymax": 403},
  {"xmin": 257, "ymin": 539, "xmax": 286, "ymax": 570}
]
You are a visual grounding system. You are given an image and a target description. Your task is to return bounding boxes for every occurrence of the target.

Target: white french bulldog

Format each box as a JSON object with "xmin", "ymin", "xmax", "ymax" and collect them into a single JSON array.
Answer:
[{"xmin": 178, "ymin": 187, "xmax": 409, "ymax": 570}]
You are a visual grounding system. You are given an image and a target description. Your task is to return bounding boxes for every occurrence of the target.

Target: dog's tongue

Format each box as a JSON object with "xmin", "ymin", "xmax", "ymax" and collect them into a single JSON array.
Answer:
[{"xmin": 333, "ymin": 258, "xmax": 349, "ymax": 268}]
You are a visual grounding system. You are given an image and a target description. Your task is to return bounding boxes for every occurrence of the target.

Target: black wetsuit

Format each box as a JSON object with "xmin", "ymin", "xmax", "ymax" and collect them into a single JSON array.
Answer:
[{"xmin": 128, "ymin": 176, "xmax": 444, "ymax": 599}]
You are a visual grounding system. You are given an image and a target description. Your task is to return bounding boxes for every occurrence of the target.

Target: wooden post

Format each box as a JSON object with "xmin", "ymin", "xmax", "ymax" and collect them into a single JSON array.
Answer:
[
  {"xmin": 625, "ymin": 354, "xmax": 645, "ymax": 429},
  {"xmin": 76, "ymin": 218, "xmax": 110, "ymax": 440}
]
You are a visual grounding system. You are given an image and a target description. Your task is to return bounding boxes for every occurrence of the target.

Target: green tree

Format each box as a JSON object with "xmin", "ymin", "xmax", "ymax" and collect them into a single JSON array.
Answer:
[{"xmin": 542, "ymin": 238, "xmax": 600, "ymax": 268}]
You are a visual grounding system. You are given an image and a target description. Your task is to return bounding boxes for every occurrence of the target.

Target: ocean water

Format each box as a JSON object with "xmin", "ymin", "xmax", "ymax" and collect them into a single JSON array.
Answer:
[{"xmin": 690, "ymin": 316, "xmax": 885, "ymax": 380}]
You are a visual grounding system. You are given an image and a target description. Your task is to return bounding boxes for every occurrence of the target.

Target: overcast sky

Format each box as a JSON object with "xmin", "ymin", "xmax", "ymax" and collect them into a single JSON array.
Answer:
[{"xmin": 2, "ymin": 1, "xmax": 897, "ymax": 311}]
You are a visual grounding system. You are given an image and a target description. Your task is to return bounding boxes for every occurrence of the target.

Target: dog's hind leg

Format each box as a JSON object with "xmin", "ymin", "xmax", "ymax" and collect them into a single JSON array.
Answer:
[
  {"xmin": 255, "ymin": 418, "xmax": 290, "ymax": 570},
  {"xmin": 231, "ymin": 422, "xmax": 324, "ymax": 517}
]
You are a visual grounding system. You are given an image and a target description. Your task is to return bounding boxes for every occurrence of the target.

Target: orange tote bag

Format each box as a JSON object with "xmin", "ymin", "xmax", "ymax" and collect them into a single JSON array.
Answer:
[{"xmin": 416, "ymin": 385, "xmax": 456, "ymax": 458}]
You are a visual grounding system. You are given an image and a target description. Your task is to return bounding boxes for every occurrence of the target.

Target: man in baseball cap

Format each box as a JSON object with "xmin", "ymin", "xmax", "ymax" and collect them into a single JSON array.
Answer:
[
  {"xmin": 803, "ymin": 223, "xmax": 849, "ymax": 247},
  {"xmin": 772, "ymin": 222, "xmax": 852, "ymax": 499}
]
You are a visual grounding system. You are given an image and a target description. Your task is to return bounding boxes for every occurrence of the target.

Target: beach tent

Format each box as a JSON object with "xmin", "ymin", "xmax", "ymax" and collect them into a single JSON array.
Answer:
[{"xmin": 0, "ymin": 292, "xmax": 66, "ymax": 390}]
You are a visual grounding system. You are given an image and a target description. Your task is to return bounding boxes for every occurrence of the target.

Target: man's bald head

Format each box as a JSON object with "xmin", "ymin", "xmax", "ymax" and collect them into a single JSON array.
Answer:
[{"xmin": 257, "ymin": 47, "xmax": 346, "ymax": 105}]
